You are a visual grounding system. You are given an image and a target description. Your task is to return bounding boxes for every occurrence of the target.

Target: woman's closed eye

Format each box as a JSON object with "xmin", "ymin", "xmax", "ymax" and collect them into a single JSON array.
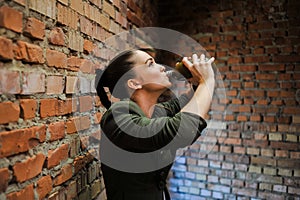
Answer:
[{"xmin": 148, "ymin": 61, "xmax": 155, "ymax": 67}]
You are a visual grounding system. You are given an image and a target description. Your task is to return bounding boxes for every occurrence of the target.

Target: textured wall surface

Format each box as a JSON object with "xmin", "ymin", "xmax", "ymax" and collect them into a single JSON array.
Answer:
[
  {"xmin": 0, "ymin": 0, "xmax": 157, "ymax": 199},
  {"xmin": 157, "ymin": 0, "xmax": 300, "ymax": 199}
]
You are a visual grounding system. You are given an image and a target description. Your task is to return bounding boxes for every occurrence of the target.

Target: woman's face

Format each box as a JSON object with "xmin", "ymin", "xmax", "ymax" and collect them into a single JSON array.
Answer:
[{"xmin": 130, "ymin": 50, "xmax": 172, "ymax": 91}]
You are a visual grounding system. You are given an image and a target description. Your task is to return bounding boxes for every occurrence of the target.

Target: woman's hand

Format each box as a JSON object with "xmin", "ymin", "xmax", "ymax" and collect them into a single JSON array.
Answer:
[
  {"xmin": 182, "ymin": 54, "xmax": 215, "ymax": 86},
  {"xmin": 180, "ymin": 54, "xmax": 216, "ymax": 118}
]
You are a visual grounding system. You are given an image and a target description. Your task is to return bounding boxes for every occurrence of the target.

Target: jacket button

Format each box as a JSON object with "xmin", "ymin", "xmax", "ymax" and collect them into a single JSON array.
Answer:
[{"xmin": 160, "ymin": 171, "xmax": 165, "ymax": 177}]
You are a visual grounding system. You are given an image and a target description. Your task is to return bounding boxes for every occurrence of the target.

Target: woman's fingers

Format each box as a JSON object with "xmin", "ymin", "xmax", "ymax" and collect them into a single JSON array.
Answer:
[
  {"xmin": 192, "ymin": 54, "xmax": 199, "ymax": 64},
  {"xmin": 182, "ymin": 57, "xmax": 193, "ymax": 69},
  {"xmin": 199, "ymin": 54, "xmax": 205, "ymax": 62},
  {"xmin": 207, "ymin": 57, "xmax": 215, "ymax": 64}
]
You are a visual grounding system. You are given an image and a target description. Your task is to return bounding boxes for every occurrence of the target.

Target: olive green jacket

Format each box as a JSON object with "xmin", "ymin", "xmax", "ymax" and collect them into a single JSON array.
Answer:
[{"xmin": 100, "ymin": 94, "xmax": 207, "ymax": 200}]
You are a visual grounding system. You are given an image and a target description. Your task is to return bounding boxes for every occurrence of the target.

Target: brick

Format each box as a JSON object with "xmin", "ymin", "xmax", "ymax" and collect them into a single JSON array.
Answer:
[
  {"xmin": 66, "ymin": 76, "xmax": 79, "ymax": 94},
  {"xmin": 259, "ymin": 64, "xmax": 285, "ymax": 71},
  {"xmin": 277, "ymin": 159, "xmax": 300, "ymax": 168},
  {"xmin": 70, "ymin": 0, "xmax": 84, "ymax": 15},
  {"xmin": 20, "ymin": 99, "xmax": 37, "ymax": 119},
  {"xmin": 292, "ymin": 115, "xmax": 300, "ymax": 123},
  {"xmin": 234, "ymin": 146, "xmax": 245, "ymax": 154},
  {"xmin": 0, "ymin": 6, "xmax": 23, "ymax": 33},
  {"xmin": 286, "ymin": 134, "xmax": 298, "ymax": 142},
  {"xmin": 294, "ymin": 169, "xmax": 300, "ymax": 177},
  {"xmin": 21, "ymin": 72, "xmax": 45, "ymax": 94},
  {"xmin": 91, "ymin": 179, "xmax": 101, "ymax": 199},
  {"xmin": 273, "ymin": 185, "xmax": 287, "ymax": 193},
  {"xmin": 259, "ymin": 183, "xmax": 272, "ymax": 191},
  {"xmin": 0, "ymin": 125, "xmax": 46, "ymax": 158},
  {"xmin": 283, "ymin": 107, "xmax": 300, "ymax": 115},
  {"xmin": 0, "ymin": 70, "xmax": 21, "ymax": 94},
  {"xmin": 40, "ymin": 98, "xmax": 58, "ymax": 118},
  {"xmin": 251, "ymin": 156, "xmax": 276, "ymax": 166},
  {"xmin": 73, "ymin": 153, "xmax": 94, "ymax": 173},
  {"xmin": 69, "ymin": 137, "xmax": 80, "ymax": 158},
  {"xmin": 258, "ymin": 191, "xmax": 285, "ymax": 200},
  {"xmin": 83, "ymin": 40, "xmax": 95, "ymax": 53},
  {"xmin": 258, "ymin": 175, "xmax": 283, "ymax": 184},
  {"xmin": 48, "ymin": 121, "xmax": 65, "ymax": 141},
  {"xmin": 13, "ymin": 153, "xmax": 46, "ymax": 182},
  {"xmin": 225, "ymin": 154, "xmax": 250, "ymax": 164},
  {"xmin": 263, "ymin": 167, "xmax": 276, "ymax": 175},
  {"xmin": 46, "ymin": 49, "xmax": 67, "ymax": 69},
  {"xmin": 67, "ymin": 56, "xmax": 82, "ymax": 71},
  {"xmin": 46, "ymin": 75, "xmax": 64, "ymax": 95},
  {"xmin": 57, "ymin": 98, "xmax": 76, "ymax": 115},
  {"xmin": 6, "ymin": 184, "xmax": 34, "ymax": 200},
  {"xmin": 80, "ymin": 59, "xmax": 95, "ymax": 73},
  {"xmin": 227, "ymin": 57, "xmax": 241, "ymax": 65},
  {"xmin": 94, "ymin": 113, "xmax": 102, "ymax": 125},
  {"xmin": 66, "ymin": 116, "xmax": 91, "ymax": 134},
  {"xmin": 255, "ymin": 73, "xmax": 277, "ymax": 80},
  {"xmin": 269, "ymin": 133, "xmax": 282, "ymax": 141},
  {"xmin": 288, "ymin": 187, "xmax": 300, "ymax": 195},
  {"xmin": 250, "ymin": 114, "xmax": 261, "ymax": 122},
  {"xmin": 0, "ymin": 168, "xmax": 10, "ymax": 192},
  {"xmin": 248, "ymin": 165, "xmax": 261, "ymax": 173},
  {"xmin": 0, "ymin": 101, "xmax": 20, "ymax": 124},
  {"xmin": 240, "ymin": 89, "xmax": 265, "ymax": 97},
  {"xmin": 29, "ymin": 0, "xmax": 56, "ymax": 18},
  {"xmin": 79, "ymin": 95, "xmax": 93, "ymax": 112},
  {"xmin": 273, "ymin": 55, "xmax": 300, "ymax": 63},
  {"xmin": 14, "ymin": 41, "xmax": 45, "ymax": 63},
  {"xmin": 0, "ymin": 37, "xmax": 14, "ymax": 60},
  {"xmin": 66, "ymin": 180, "xmax": 77, "ymax": 200},
  {"xmin": 53, "ymin": 164, "xmax": 73, "ymax": 186},
  {"xmin": 109, "ymin": 20, "xmax": 120, "ymax": 34},
  {"xmin": 222, "ymin": 138, "xmax": 241, "ymax": 145},
  {"xmin": 275, "ymin": 150, "xmax": 288, "ymax": 157},
  {"xmin": 232, "ymin": 187, "xmax": 256, "ymax": 197},
  {"xmin": 24, "ymin": 17, "xmax": 45, "ymax": 40},
  {"xmin": 116, "ymin": 11, "xmax": 127, "ymax": 28},
  {"xmin": 103, "ymin": 0, "xmax": 115, "ymax": 18},
  {"xmin": 80, "ymin": 16, "xmax": 93, "ymax": 36},
  {"xmin": 278, "ymin": 168, "xmax": 292, "ymax": 176},
  {"xmin": 37, "ymin": 175, "xmax": 52, "ymax": 200},
  {"xmin": 57, "ymin": 4, "xmax": 78, "ymax": 29},
  {"xmin": 247, "ymin": 147, "xmax": 260, "ymax": 155},
  {"xmin": 244, "ymin": 56, "xmax": 270, "ymax": 63},
  {"xmin": 271, "ymin": 141, "xmax": 299, "ymax": 150},
  {"xmin": 48, "ymin": 27, "xmax": 65, "ymax": 46},
  {"xmin": 68, "ymin": 30, "xmax": 84, "ymax": 52},
  {"xmin": 47, "ymin": 143, "xmax": 69, "ymax": 169},
  {"xmin": 99, "ymin": 13, "xmax": 110, "ymax": 30}
]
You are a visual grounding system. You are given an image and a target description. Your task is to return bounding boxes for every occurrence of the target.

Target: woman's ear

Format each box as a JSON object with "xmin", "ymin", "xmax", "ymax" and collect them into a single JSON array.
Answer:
[{"xmin": 127, "ymin": 79, "xmax": 142, "ymax": 90}]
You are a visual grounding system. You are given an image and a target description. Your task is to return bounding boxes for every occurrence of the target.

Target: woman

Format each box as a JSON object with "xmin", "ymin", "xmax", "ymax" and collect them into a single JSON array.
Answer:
[{"xmin": 96, "ymin": 49, "xmax": 215, "ymax": 200}]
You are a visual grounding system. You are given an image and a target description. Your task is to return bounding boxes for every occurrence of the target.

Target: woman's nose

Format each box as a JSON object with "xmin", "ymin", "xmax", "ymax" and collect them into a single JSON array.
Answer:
[{"xmin": 160, "ymin": 64, "xmax": 166, "ymax": 72}]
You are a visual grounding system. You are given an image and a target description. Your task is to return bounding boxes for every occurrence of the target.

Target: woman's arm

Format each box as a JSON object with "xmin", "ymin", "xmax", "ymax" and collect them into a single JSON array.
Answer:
[{"xmin": 180, "ymin": 54, "xmax": 215, "ymax": 118}]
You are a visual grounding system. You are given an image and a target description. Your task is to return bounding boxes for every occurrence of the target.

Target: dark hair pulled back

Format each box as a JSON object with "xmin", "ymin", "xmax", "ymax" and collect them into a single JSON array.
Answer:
[{"xmin": 95, "ymin": 50, "xmax": 136, "ymax": 109}]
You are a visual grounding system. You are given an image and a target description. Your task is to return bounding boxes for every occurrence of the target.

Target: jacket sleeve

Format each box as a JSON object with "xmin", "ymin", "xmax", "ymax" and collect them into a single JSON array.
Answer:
[{"xmin": 100, "ymin": 101, "xmax": 207, "ymax": 153}]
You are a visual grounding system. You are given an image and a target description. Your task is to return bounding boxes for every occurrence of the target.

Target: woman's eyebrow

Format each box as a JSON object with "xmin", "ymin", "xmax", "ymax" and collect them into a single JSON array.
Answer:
[{"xmin": 144, "ymin": 57, "xmax": 154, "ymax": 64}]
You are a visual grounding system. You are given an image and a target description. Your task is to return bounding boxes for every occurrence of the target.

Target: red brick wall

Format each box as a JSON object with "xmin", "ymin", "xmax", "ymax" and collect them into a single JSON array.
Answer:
[
  {"xmin": 0, "ymin": 0, "xmax": 157, "ymax": 199},
  {"xmin": 158, "ymin": 0, "xmax": 300, "ymax": 199}
]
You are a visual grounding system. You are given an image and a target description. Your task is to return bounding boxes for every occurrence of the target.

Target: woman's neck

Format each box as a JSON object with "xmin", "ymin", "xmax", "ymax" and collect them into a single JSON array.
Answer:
[{"xmin": 131, "ymin": 90, "xmax": 161, "ymax": 118}]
